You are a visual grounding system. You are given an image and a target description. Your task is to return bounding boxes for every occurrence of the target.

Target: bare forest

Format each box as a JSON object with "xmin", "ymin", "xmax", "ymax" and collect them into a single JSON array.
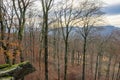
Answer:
[{"xmin": 0, "ymin": 0, "xmax": 120, "ymax": 80}]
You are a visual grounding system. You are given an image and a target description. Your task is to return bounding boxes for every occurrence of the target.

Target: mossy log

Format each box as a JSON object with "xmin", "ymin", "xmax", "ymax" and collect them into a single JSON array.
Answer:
[
  {"xmin": 0, "ymin": 76, "xmax": 14, "ymax": 80},
  {"xmin": 0, "ymin": 61, "xmax": 35, "ymax": 80},
  {"xmin": 0, "ymin": 64, "xmax": 10, "ymax": 69}
]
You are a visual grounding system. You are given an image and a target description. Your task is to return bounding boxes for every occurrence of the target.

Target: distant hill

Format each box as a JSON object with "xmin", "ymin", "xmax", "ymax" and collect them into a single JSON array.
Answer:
[
  {"xmin": 48, "ymin": 25, "xmax": 120, "ymax": 37},
  {"xmin": 94, "ymin": 25, "xmax": 120, "ymax": 36}
]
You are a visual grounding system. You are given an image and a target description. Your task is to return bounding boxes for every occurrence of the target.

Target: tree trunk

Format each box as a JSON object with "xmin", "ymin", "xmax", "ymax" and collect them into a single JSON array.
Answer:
[
  {"xmin": 94, "ymin": 52, "xmax": 100, "ymax": 80},
  {"xmin": 82, "ymin": 37, "xmax": 87, "ymax": 80},
  {"xmin": 44, "ymin": 12, "xmax": 49, "ymax": 80},
  {"xmin": 112, "ymin": 57, "xmax": 117, "ymax": 80},
  {"xmin": 57, "ymin": 39, "xmax": 60, "ymax": 80},
  {"xmin": 64, "ymin": 39, "xmax": 68, "ymax": 80},
  {"xmin": 98, "ymin": 54, "xmax": 102, "ymax": 80},
  {"xmin": 0, "ymin": 0, "xmax": 11, "ymax": 64},
  {"xmin": 116, "ymin": 62, "xmax": 120, "ymax": 80},
  {"xmin": 71, "ymin": 49, "xmax": 75, "ymax": 65},
  {"xmin": 105, "ymin": 55, "xmax": 112, "ymax": 80}
]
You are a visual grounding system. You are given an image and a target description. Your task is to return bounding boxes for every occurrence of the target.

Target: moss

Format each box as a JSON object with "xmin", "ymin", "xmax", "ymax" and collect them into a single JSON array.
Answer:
[
  {"xmin": 0, "ymin": 61, "xmax": 29, "ymax": 71},
  {"xmin": 0, "ymin": 61, "xmax": 35, "ymax": 80},
  {"xmin": 0, "ymin": 65, "xmax": 16, "ymax": 71},
  {"xmin": 18, "ymin": 61, "xmax": 29, "ymax": 67},
  {"xmin": 0, "ymin": 76, "xmax": 14, "ymax": 80},
  {"xmin": 0, "ymin": 64, "xmax": 10, "ymax": 69}
]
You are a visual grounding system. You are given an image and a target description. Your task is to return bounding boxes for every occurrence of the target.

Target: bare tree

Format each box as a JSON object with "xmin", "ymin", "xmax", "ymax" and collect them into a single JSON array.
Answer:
[
  {"xmin": 12, "ymin": 0, "xmax": 31, "ymax": 62},
  {"xmin": 0, "ymin": 0, "xmax": 15, "ymax": 64},
  {"xmin": 53, "ymin": 0, "xmax": 83, "ymax": 80},
  {"xmin": 76, "ymin": 1, "xmax": 104, "ymax": 80},
  {"xmin": 40, "ymin": 0, "xmax": 54, "ymax": 80},
  {"xmin": 0, "ymin": 0, "xmax": 10, "ymax": 64}
]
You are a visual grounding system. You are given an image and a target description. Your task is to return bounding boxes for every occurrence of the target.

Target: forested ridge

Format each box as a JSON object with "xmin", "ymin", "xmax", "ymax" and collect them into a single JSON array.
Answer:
[{"xmin": 0, "ymin": 0, "xmax": 120, "ymax": 80}]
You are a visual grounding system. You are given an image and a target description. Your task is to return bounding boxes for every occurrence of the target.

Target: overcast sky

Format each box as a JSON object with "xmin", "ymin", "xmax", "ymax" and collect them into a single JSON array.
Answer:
[
  {"xmin": 102, "ymin": 0, "xmax": 120, "ymax": 27},
  {"xmin": 35, "ymin": 0, "xmax": 120, "ymax": 27}
]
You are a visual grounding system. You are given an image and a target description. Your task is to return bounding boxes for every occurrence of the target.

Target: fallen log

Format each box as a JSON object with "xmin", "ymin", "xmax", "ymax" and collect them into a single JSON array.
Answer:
[
  {"xmin": 0, "ymin": 76, "xmax": 14, "ymax": 80},
  {"xmin": 0, "ymin": 61, "xmax": 35, "ymax": 80},
  {"xmin": 0, "ymin": 64, "xmax": 10, "ymax": 69}
]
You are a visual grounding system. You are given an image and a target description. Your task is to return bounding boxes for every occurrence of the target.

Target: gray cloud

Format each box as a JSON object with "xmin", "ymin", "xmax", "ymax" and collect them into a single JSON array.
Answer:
[{"xmin": 102, "ymin": 4, "xmax": 120, "ymax": 15}]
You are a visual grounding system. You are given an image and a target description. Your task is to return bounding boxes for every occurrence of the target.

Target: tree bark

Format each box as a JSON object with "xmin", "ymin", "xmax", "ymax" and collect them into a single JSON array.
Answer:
[
  {"xmin": 64, "ymin": 38, "xmax": 68, "ymax": 80},
  {"xmin": 116, "ymin": 62, "xmax": 120, "ymax": 80},
  {"xmin": 82, "ymin": 37, "xmax": 87, "ymax": 80}
]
